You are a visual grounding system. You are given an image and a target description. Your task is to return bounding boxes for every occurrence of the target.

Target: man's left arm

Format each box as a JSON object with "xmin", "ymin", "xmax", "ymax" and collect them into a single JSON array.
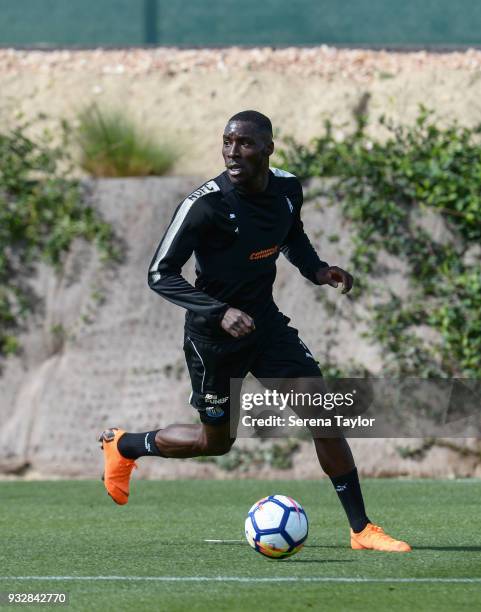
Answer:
[{"xmin": 280, "ymin": 185, "xmax": 353, "ymax": 294}]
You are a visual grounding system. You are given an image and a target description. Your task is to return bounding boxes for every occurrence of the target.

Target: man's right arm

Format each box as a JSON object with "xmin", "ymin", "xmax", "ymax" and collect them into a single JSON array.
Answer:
[{"xmin": 148, "ymin": 196, "xmax": 229, "ymax": 325}]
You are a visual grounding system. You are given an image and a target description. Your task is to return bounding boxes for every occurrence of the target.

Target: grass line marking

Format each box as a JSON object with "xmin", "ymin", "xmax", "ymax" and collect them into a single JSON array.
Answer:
[
  {"xmin": 0, "ymin": 577, "xmax": 480, "ymax": 583},
  {"xmin": 204, "ymin": 540, "xmax": 244, "ymax": 543}
]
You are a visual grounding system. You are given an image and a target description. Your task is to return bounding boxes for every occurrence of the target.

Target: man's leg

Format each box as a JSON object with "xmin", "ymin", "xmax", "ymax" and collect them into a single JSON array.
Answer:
[
  {"xmin": 119, "ymin": 420, "xmax": 234, "ymax": 458},
  {"xmin": 310, "ymin": 435, "xmax": 355, "ymax": 477},
  {"xmin": 278, "ymin": 376, "xmax": 370, "ymax": 534},
  {"xmin": 99, "ymin": 421, "xmax": 234, "ymax": 506},
  {"xmin": 250, "ymin": 317, "xmax": 411, "ymax": 552},
  {"xmin": 265, "ymin": 377, "xmax": 372, "ymax": 536},
  {"xmin": 100, "ymin": 333, "xmax": 249, "ymax": 505}
]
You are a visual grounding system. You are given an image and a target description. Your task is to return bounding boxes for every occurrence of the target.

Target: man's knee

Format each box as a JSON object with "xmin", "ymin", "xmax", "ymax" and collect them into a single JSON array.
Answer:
[
  {"xmin": 206, "ymin": 437, "xmax": 236, "ymax": 456},
  {"xmin": 198, "ymin": 429, "xmax": 235, "ymax": 456}
]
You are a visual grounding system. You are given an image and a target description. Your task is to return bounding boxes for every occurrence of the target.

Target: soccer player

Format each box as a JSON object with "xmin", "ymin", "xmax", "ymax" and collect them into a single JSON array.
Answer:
[{"xmin": 99, "ymin": 110, "xmax": 411, "ymax": 552}]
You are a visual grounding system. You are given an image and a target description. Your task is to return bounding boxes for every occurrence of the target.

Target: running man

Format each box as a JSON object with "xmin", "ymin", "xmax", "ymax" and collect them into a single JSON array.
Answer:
[{"xmin": 99, "ymin": 110, "xmax": 411, "ymax": 552}]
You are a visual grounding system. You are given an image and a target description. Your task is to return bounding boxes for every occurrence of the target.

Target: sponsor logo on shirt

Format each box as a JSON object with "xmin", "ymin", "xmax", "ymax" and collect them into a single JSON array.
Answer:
[{"xmin": 248, "ymin": 245, "xmax": 280, "ymax": 261}]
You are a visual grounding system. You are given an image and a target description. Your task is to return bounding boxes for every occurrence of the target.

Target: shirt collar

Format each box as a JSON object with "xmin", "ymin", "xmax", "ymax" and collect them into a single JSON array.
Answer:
[{"xmin": 216, "ymin": 170, "xmax": 276, "ymax": 195}]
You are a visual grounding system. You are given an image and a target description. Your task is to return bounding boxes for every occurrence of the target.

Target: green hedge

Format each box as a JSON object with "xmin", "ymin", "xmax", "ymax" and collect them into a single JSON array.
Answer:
[
  {"xmin": 0, "ymin": 120, "xmax": 118, "ymax": 359},
  {"xmin": 278, "ymin": 108, "xmax": 481, "ymax": 377}
]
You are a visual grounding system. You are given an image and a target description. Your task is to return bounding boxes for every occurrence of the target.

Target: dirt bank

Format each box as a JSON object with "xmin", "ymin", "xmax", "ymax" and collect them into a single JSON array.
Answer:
[{"xmin": 2, "ymin": 47, "xmax": 481, "ymax": 176}]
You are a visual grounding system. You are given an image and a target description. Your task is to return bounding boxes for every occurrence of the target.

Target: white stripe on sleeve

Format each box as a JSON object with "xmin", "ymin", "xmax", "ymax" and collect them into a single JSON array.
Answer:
[
  {"xmin": 149, "ymin": 180, "xmax": 219, "ymax": 273},
  {"xmin": 270, "ymin": 166, "xmax": 296, "ymax": 178}
]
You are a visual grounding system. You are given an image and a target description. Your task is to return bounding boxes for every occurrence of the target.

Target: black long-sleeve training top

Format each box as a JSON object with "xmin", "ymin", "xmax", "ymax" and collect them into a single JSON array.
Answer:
[{"xmin": 148, "ymin": 167, "xmax": 329, "ymax": 339}]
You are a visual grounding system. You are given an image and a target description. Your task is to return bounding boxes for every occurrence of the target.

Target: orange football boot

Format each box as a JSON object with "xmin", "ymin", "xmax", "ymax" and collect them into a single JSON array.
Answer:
[
  {"xmin": 98, "ymin": 428, "xmax": 137, "ymax": 505},
  {"xmin": 351, "ymin": 523, "xmax": 411, "ymax": 552}
]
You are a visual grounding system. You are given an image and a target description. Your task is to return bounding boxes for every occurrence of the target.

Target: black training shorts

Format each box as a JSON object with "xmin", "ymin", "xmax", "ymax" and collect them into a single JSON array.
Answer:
[{"xmin": 183, "ymin": 312, "xmax": 322, "ymax": 425}]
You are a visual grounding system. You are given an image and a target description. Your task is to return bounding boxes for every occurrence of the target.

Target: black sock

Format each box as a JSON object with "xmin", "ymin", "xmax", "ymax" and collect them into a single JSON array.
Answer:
[
  {"xmin": 330, "ymin": 467, "xmax": 370, "ymax": 533},
  {"xmin": 117, "ymin": 431, "xmax": 164, "ymax": 459}
]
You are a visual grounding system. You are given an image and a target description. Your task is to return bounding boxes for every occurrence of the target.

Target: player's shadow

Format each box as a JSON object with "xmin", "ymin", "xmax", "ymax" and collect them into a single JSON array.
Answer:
[
  {"xmin": 305, "ymin": 545, "xmax": 348, "ymax": 549},
  {"xmin": 311, "ymin": 544, "xmax": 481, "ymax": 552},
  {"xmin": 413, "ymin": 545, "xmax": 481, "ymax": 552},
  {"xmin": 286, "ymin": 559, "xmax": 355, "ymax": 564}
]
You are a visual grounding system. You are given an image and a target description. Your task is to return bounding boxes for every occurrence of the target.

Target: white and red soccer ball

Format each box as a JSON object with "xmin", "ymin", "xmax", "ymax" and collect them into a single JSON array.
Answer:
[{"xmin": 245, "ymin": 495, "xmax": 308, "ymax": 559}]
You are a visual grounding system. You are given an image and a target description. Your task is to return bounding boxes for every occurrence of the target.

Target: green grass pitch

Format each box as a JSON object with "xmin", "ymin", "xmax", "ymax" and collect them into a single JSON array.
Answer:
[{"xmin": 1, "ymin": 479, "xmax": 480, "ymax": 611}]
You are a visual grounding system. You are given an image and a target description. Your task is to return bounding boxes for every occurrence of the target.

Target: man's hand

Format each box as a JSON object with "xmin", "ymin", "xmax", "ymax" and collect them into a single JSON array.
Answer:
[
  {"xmin": 316, "ymin": 266, "xmax": 353, "ymax": 294},
  {"xmin": 220, "ymin": 307, "xmax": 255, "ymax": 338}
]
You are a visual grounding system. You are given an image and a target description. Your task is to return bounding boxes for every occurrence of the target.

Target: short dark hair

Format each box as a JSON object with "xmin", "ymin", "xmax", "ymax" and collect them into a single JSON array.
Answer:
[{"xmin": 227, "ymin": 110, "xmax": 273, "ymax": 137}]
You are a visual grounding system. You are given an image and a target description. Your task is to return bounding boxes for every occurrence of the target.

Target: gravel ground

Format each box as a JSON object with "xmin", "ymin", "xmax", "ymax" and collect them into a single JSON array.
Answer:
[{"xmin": 3, "ymin": 46, "xmax": 481, "ymax": 80}]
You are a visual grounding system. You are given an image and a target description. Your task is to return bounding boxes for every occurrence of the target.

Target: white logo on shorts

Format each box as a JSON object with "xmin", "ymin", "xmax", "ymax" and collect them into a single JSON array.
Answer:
[
  {"xmin": 299, "ymin": 339, "xmax": 314, "ymax": 359},
  {"xmin": 204, "ymin": 393, "xmax": 229, "ymax": 405}
]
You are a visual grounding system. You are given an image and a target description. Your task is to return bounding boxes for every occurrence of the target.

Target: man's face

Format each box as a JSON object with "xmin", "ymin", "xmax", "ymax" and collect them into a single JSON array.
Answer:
[{"xmin": 222, "ymin": 120, "xmax": 273, "ymax": 188}]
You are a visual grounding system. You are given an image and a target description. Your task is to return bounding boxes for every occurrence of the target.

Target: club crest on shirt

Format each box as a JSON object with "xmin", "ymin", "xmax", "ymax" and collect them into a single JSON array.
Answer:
[{"xmin": 205, "ymin": 406, "xmax": 225, "ymax": 418}]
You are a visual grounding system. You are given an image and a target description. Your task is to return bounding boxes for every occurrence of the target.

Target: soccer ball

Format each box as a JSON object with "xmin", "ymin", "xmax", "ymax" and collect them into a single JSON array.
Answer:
[{"xmin": 245, "ymin": 495, "xmax": 308, "ymax": 559}]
